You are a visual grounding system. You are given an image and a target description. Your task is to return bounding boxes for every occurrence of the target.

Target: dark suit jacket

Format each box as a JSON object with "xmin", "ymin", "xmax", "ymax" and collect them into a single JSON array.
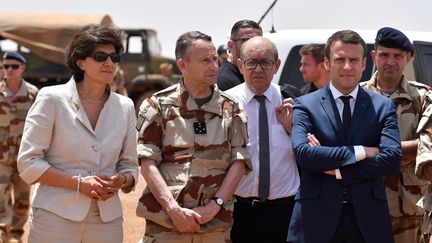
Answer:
[{"xmin": 287, "ymin": 85, "xmax": 401, "ymax": 243}]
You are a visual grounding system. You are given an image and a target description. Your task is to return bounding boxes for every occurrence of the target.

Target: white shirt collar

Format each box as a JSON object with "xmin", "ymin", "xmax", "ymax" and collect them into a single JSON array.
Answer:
[
  {"xmin": 244, "ymin": 83, "xmax": 275, "ymax": 104},
  {"xmin": 329, "ymin": 81, "xmax": 359, "ymax": 100}
]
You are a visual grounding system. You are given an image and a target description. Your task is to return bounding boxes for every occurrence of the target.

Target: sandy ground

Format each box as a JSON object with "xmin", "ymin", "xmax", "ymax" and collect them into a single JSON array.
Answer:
[{"xmin": 22, "ymin": 178, "xmax": 147, "ymax": 243}]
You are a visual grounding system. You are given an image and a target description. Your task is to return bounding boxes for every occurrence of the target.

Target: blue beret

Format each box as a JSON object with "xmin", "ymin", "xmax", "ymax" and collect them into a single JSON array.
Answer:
[
  {"xmin": 3, "ymin": 51, "xmax": 27, "ymax": 64},
  {"xmin": 375, "ymin": 27, "xmax": 413, "ymax": 53}
]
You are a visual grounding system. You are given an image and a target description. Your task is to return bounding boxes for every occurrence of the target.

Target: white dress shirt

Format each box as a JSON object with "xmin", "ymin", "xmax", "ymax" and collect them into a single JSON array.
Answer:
[{"xmin": 226, "ymin": 82, "xmax": 300, "ymax": 199}]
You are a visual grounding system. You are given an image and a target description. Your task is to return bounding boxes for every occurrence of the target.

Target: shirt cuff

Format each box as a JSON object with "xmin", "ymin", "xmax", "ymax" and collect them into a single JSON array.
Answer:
[
  {"xmin": 354, "ymin": 145, "xmax": 366, "ymax": 162},
  {"xmin": 335, "ymin": 169, "xmax": 342, "ymax": 179}
]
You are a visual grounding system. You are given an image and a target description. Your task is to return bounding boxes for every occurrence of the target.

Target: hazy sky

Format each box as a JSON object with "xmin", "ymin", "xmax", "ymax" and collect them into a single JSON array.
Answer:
[{"xmin": 2, "ymin": 0, "xmax": 431, "ymax": 58}]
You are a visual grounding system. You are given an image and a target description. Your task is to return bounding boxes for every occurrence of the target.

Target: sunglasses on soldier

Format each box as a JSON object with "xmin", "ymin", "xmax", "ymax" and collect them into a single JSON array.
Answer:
[
  {"xmin": 3, "ymin": 64, "xmax": 20, "ymax": 70},
  {"xmin": 90, "ymin": 52, "xmax": 121, "ymax": 63}
]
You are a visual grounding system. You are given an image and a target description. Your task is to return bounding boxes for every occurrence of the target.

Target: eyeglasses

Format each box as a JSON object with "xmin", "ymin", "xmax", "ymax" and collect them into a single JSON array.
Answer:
[
  {"xmin": 3, "ymin": 64, "xmax": 20, "ymax": 70},
  {"xmin": 242, "ymin": 59, "xmax": 275, "ymax": 70},
  {"xmin": 91, "ymin": 52, "xmax": 121, "ymax": 63}
]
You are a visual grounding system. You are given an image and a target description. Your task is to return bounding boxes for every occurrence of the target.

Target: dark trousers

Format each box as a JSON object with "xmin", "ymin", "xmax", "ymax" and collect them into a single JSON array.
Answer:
[
  {"xmin": 231, "ymin": 196, "xmax": 295, "ymax": 243},
  {"xmin": 329, "ymin": 204, "xmax": 365, "ymax": 243}
]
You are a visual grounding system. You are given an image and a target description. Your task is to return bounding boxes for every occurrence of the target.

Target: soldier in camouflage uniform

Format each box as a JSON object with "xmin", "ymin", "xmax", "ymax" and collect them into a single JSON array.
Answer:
[
  {"xmin": 416, "ymin": 90, "xmax": 432, "ymax": 243},
  {"xmin": 0, "ymin": 52, "xmax": 38, "ymax": 243},
  {"xmin": 361, "ymin": 27, "xmax": 430, "ymax": 243},
  {"xmin": 136, "ymin": 31, "xmax": 251, "ymax": 243}
]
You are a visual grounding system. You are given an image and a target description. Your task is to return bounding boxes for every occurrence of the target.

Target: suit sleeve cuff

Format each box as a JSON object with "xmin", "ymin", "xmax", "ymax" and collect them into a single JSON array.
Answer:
[{"xmin": 354, "ymin": 145, "xmax": 366, "ymax": 162}]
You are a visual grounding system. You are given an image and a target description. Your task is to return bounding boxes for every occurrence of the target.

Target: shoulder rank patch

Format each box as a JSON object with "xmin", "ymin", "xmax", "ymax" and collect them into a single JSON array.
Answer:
[
  {"xmin": 136, "ymin": 114, "xmax": 145, "ymax": 131},
  {"xmin": 136, "ymin": 99, "xmax": 159, "ymax": 131}
]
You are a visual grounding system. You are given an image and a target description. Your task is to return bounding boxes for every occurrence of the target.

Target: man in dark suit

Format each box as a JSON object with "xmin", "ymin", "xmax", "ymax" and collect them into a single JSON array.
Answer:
[{"xmin": 287, "ymin": 30, "xmax": 402, "ymax": 243}]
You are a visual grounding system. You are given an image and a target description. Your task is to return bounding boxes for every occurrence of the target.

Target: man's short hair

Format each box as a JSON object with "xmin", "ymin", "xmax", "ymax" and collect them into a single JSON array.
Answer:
[
  {"xmin": 175, "ymin": 31, "xmax": 212, "ymax": 60},
  {"xmin": 230, "ymin": 20, "xmax": 262, "ymax": 40},
  {"xmin": 299, "ymin": 44, "xmax": 325, "ymax": 64},
  {"xmin": 324, "ymin": 30, "xmax": 367, "ymax": 59}
]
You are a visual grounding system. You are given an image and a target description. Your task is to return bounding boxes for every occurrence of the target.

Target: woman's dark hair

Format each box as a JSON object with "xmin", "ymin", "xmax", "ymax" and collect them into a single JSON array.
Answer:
[{"xmin": 65, "ymin": 24, "xmax": 124, "ymax": 82}]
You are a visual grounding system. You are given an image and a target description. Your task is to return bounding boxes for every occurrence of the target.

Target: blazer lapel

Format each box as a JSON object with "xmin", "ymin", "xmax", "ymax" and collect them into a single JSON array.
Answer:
[
  {"xmin": 320, "ymin": 86, "xmax": 345, "ymax": 143},
  {"xmin": 68, "ymin": 80, "xmax": 96, "ymax": 135},
  {"xmin": 346, "ymin": 87, "xmax": 370, "ymax": 144}
]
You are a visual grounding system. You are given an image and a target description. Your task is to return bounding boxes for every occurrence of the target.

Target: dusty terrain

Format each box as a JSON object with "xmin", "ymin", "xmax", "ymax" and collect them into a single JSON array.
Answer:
[{"xmin": 22, "ymin": 178, "xmax": 147, "ymax": 243}]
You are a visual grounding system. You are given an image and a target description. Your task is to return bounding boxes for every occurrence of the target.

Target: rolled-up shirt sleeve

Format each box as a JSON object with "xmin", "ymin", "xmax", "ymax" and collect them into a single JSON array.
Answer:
[
  {"xmin": 18, "ymin": 90, "xmax": 54, "ymax": 184},
  {"xmin": 229, "ymin": 109, "xmax": 252, "ymax": 170},
  {"xmin": 136, "ymin": 98, "xmax": 163, "ymax": 165}
]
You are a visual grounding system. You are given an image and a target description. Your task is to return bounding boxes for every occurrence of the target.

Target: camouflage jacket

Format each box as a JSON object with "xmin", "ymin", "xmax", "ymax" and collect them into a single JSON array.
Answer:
[
  {"xmin": 136, "ymin": 81, "xmax": 251, "ymax": 233},
  {"xmin": 361, "ymin": 72, "xmax": 430, "ymax": 217},
  {"xmin": 416, "ymin": 91, "xmax": 432, "ymax": 211},
  {"xmin": 0, "ymin": 80, "xmax": 38, "ymax": 168}
]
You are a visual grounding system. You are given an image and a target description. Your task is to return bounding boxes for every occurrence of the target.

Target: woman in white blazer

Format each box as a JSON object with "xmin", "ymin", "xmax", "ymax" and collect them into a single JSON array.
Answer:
[{"xmin": 17, "ymin": 24, "xmax": 139, "ymax": 243}]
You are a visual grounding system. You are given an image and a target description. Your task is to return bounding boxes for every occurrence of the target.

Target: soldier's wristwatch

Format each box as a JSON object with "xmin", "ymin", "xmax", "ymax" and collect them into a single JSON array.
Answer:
[{"xmin": 212, "ymin": 196, "xmax": 224, "ymax": 207}]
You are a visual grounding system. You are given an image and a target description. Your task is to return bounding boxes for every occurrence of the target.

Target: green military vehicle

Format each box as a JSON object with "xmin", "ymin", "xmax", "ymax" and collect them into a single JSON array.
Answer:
[{"xmin": 0, "ymin": 13, "xmax": 180, "ymax": 110}]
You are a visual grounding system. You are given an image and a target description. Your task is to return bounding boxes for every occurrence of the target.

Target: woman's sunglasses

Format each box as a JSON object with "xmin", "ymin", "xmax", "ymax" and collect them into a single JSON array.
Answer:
[{"xmin": 91, "ymin": 52, "xmax": 121, "ymax": 63}]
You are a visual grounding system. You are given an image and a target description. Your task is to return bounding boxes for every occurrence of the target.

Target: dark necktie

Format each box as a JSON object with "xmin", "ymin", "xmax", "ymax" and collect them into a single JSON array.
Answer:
[
  {"xmin": 254, "ymin": 95, "xmax": 270, "ymax": 201},
  {"xmin": 340, "ymin": 95, "xmax": 352, "ymax": 133}
]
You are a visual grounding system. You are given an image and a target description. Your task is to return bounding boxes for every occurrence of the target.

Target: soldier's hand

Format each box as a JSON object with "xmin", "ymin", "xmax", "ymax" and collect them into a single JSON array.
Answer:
[
  {"xmin": 192, "ymin": 200, "xmax": 221, "ymax": 225},
  {"xmin": 167, "ymin": 205, "xmax": 201, "ymax": 233}
]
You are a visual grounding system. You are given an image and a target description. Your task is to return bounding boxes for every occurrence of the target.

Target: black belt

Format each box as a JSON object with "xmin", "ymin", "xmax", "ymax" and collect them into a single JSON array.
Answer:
[{"xmin": 235, "ymin": 195, "xmax": 294, "ymax": 207}]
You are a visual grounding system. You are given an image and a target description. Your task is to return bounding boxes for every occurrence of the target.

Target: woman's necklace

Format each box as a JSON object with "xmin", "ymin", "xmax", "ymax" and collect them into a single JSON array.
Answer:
[{"xmin": 78, "ymin": 88, "xmax": 106, "ymax": 105}]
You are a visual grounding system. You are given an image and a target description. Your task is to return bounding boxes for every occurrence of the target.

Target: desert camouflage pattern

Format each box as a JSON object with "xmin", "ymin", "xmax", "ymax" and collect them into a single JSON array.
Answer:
[
  {"xmin": 136, "ymin": 81, "xmax": 251, "ymax": 235},
  {"xmin": 361, "ymin": 72, "xmax": 430, "ymax": 242},
  {"xmin": 0, "ymin": 80, "xmax": 37, "ymax": 239},
  {"xmin": 416, "ymin": 91, "xmax": 432, "ymax": 242}
]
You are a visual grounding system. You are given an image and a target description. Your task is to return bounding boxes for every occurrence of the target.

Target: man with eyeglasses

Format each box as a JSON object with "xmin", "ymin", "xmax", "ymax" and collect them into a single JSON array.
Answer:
[
  {"xmin": 216, "ymin": 20, "xmax": 262, "ymax": 91},
  {"xmin": 0, "ymin": 51, "xmax": 38, "ymax": 243},
  {"xmin": 226, "ymin": 36, "xmax": 300, "ymax": 243}
]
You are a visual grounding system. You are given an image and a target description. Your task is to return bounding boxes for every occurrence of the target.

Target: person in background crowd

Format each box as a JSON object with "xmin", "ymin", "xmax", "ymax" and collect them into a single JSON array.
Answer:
[
  {"xmin": 0, "ymin": 52, "xmax": 38, "ymax": 243},
  {"xmin": 217, "ymin": 44, "xmax": 228, "ymax": 65},
  {"xmin": 217, "ymin": 19, "xmax": 262, "ymax": 91},
  {"xmin": 17, "ymin": 24, "xmax": 139, "ymax": 243},
  {"xmin": 299, "ymin": 44, "xmax": 330, "ymax": 95}
]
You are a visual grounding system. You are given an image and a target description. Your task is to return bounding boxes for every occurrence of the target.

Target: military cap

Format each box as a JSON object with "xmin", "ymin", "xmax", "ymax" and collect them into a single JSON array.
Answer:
[
  {"xmin": 375, "ymin": 27, "xmax": 413, "ymax": 53},
  {"xmin": 3, "ymin": 51, "xmax": 27, "ymax": 64}
]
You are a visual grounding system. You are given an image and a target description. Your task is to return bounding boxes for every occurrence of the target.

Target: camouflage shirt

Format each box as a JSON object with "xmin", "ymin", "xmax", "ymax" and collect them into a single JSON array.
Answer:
[
  {"xmin": 416, "ymin": 91, "xmax": 432, "ymax": 211},
  {"xmin": 361, "ymin": 72, "xmax": 430, "ymax": 217},
  {"xmin": 136, "ymin": 81, "xmax": 251, "ymax": 233},
  {"xmin": 0, "ymin": 80, "xmax": 38, "ymax": 169}
]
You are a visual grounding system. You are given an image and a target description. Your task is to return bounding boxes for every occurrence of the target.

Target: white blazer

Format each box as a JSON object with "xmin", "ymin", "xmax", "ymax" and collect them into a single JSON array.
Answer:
[{"xmin": 17, "ymin": 79, "xmax": 139, "ymax": 222}]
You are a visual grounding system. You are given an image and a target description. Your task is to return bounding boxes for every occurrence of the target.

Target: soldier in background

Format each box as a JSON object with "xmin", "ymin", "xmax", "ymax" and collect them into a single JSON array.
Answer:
[
  {"xmin": 361, "ymin": 27, "xmax": 431, "ymax": 243},
  {"xmin": 0, "ymin": 52, "xmax": 38, "ymax": 243},
  {"xmin": 136, "ymin": 31, "xmax": 251, "ymax": 243},
  {"xmin": 217, "ymin": 19, "xmax": 262, "ymax": 91},
  {"xmin": 298, "ymin": 44, "xmax": 330, "ymax": 95},
  {"xmin": 217, "ymin": 44, "xmax": 228, "ymax": 65},
  {"xmin": 0, "ymin": 60, "xmax": 4, "ymax": 81}
]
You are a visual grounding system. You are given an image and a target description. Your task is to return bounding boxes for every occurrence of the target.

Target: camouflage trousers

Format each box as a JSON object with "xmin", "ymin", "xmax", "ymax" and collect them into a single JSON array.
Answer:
[
  {"xmin": 0, "ymin": 163, "xmax": 30, "ymax": 239},
  {"xmin": 392, "ymin": 216, "xmax": 425, "ymax": 243},
  {"xmin": 142, "ymin": 221, "xmax": 231, "ymax": 243}
]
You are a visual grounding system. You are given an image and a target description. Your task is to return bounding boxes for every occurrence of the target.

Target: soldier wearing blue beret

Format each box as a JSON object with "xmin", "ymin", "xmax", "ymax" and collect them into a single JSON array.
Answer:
[{"xmin": 361, "ymin": 27, "xmax": 431, "ymax": 243}]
